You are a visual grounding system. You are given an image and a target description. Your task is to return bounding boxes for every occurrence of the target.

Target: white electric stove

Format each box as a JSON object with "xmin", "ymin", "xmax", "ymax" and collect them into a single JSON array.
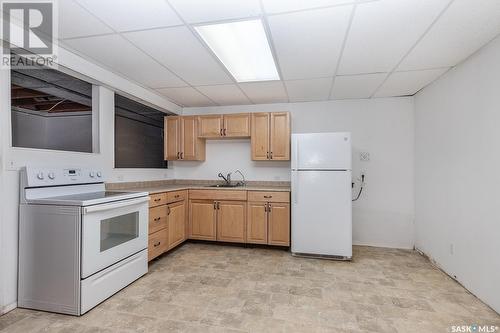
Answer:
[{"xmin": 18, "ymin": 166, "xmax": 149, "ymax": 315}]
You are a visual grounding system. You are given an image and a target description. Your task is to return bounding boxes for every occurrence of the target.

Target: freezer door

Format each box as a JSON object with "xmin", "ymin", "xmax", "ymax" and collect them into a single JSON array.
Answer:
[
  {"xmin": 291, "ymin": 170, "xmax": 352, "ymax": 257},
  {"xmin": 292, "ymin": 133, "xmax": 351, "ymax": 170}
]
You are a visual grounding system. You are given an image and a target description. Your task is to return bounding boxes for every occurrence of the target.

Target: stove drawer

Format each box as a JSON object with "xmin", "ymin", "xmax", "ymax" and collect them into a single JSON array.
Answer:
[{"xmin": 81, "ymin": 249, "xmax": 147, "ymax": 314}]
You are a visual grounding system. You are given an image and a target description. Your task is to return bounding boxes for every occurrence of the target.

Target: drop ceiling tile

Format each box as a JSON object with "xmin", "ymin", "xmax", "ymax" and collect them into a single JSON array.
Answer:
[
  {"xmin": 156, "ymin": 87, "xmax": 216, "ymax": 107},
  {"xmin": 338, "ymin": 0, "xmax": 450, "ymax": 75},
  {"xmin": 374, "ymin": 68, "xmax": 449, "ymax": 97},
  {"xmin": 268, "ymin": 6, "xmax": 352, "ymax": 80},
  {"xmin": 331, "ymin": 73, "xmax": 387, "ymax": 99},
  {"xmin": 195, "ymin": 85, "xmax": 251, "ymax": 105},
  {"xmin": 59, "ymin": 0, "xmax": 113, "ymax": 39},
  {"xmin": 76, "ymin": 0, "xmax": 182, "ymax": 32},
  {"xmin": 124, "ymin": 26, "xmax": 233, "ymax": 86},
  {"xmin": 399, "ymin": 0, "xmax": 500, "ymax": 70},
  {"xmin": 285, "ymin": 77, "xmax": 332, "ymax": 102},
  {"xmin": 238, "ymin": 81, "xmax": 288, "ymax": 103},
  {"xmin": 263, "ymin": 0, "xmax": 354, "ymax": 14},
  {"xmin": 169, "ymin": 0, "xmax": 261, "ymax": 24},
  {"xmin": 63, "ymin": 35, "xmax": 186, "ymax": 88}
]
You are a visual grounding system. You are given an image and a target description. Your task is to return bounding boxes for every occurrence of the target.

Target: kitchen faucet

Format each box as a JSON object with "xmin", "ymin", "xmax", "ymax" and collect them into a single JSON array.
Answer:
[
  {"xmin": 218, "ymin": 172, "xmax": 231, "ymax": 185},
  {"xmin": 233, "ymin": 169, "xmax": 246, "ymax": 186}
]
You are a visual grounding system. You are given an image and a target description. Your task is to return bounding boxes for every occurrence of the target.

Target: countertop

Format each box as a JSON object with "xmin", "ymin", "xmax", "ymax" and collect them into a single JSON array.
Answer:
[{"xmin": 107, "ymin": 181, "xmax": 290, "ymax": 195}]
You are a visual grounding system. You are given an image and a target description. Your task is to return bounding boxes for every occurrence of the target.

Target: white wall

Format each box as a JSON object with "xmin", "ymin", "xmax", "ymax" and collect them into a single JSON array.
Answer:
[
  {"xmin": 0, "ymin": 48, "xmax": 180, "ymax": 313},
  {"xmin": 415, "ymin": 36, "xmax": 500, "ymax": 314},
  {"xmin": 178, "ymin": 98, "xmax": 415, "ymax": 250}
]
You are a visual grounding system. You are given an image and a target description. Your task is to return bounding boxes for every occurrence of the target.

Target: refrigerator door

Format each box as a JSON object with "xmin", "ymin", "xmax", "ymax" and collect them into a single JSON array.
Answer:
[
  {"xmin": 292, "ymin": 132, "xmax": 352, "ymax": 170},
  {"xmin": 291, "ymin": 170, "xmax": 352, "ymax": 258}
]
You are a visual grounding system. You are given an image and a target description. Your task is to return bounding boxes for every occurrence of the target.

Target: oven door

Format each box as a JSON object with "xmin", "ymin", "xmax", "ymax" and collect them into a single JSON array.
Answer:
[{"xmin": 81, "ymin": 196, "xmax": 149, "ymax": 278}]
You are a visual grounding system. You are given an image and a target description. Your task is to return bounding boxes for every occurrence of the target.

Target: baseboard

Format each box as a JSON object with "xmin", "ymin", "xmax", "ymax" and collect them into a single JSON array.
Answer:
[
  {"xmin": 353, "ymin": 240, "xmax": 414, "ymax": 250},
  {"xmin": 1, "ymin": 302, "xmax": 17, "ymax": 315}
]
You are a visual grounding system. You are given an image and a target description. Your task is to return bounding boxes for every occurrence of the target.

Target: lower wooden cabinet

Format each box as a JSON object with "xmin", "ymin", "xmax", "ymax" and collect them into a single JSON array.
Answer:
[
  {"xmin": 247, "ymin": 201, "xmax": 290, "ymax": 246},
  {"xmin": 149, "ymin": 189, "xmax": 290, "ymax": 262},
  {"xmin": 268, "ymin": 203, "xmax": 290, "ymax": 246},
  {"xmin": 168, "ymin": 200, "xmax": 186, "ymax": 249},
  {"xmin": 189, "ymin": 200, "xmax": 217, "ymax": 240},
  {"xmin": 217, "ymin": 201, "xmax": 246, "ymax": 243},
  {"xmin": 247, "ymin": 202, "xmax": 268, "ymax": 244}
]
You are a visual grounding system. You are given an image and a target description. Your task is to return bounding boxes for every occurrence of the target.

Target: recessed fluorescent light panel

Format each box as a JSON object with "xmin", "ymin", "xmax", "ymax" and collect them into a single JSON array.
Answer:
[{"xmin": 195, "ymin": 19, "xmax": 280, "ymax": 82}]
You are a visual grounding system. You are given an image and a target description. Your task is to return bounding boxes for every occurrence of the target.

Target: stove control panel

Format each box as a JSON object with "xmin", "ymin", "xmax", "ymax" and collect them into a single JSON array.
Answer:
[{"xmin": 23, "ymin": 167, "xmax": 105, "ymax": 187}]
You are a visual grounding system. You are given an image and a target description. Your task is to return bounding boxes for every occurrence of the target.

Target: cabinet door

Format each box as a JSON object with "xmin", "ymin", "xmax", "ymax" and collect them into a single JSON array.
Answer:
[
  {"xmin": 189, "ymin": 200, "xmax": 217, "ymax": 240},
  {"xmin": 181, "ymin": 116, "xmax": 205, "ymax": 160},
  {"xmin": 217, "ymin": 201, "xmax": 246, "ymax": 243},
  {"xmin": 270, "ymin": 112, "xmax": 290, "ymax": 160},
  {"xmin": 247, "ymin": 202, "xmax": 268, "ymax": 244},
  {"xmin": 198, "ymin": 115, "xmax": 223, "ymax": 138},
  {"xmin": 168, "ymin": 200, "xmax": 186, "ymax": 249},
  {"xmin": 223, "ymin": 113, "xmax": 250, "ymax": 137},
  {"xmin": 251, "ymin": 113, "xmax": 270, "ymax": 160},
  {"xmin": 268, "ymin": 203, "xmax": 290, "ymax": 246},
  {"xmin": 164, "ymin": 116, "xmax": 180, "ymax": 160}
]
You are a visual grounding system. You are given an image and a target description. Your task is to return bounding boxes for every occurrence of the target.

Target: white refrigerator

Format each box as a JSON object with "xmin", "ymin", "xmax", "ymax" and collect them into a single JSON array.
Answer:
[{"xmin": 291, "ymin": 132, "xmax": 352, "ymax": 259}]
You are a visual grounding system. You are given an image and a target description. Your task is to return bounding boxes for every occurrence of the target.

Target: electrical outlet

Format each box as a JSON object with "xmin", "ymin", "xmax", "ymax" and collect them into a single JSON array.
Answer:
[{"xmin": 360, "ymin": 152, "xmax": 370, "ymax": 162}]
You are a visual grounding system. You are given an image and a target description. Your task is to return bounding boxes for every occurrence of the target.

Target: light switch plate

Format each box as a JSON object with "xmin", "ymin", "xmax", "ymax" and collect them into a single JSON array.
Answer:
[{"xmin": 360, "ymin": 152, "xmax": 370, "ymax": 162}]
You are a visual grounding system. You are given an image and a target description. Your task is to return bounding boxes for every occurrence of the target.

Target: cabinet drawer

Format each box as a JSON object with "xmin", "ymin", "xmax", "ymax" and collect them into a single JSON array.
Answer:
[
  {"xmin": 148, "ymin": 229, "xmax": 168, "ymax": 261},
  {"xmin": 188, "ymin": 189, "xmax": 247, "ymax": 201},
  {"xmin": 149, "ymin": 193, "xmax": 167, "ymax": 207},
  {"xmin": 166, "ymin": 190, "xmax": 187, "ymax": 203},
  {"xmin": 247, "ymin": 191, "xmax": 289, "ymax": 203},
  {"xmin": 148, "ymin": 206, "xmax": 168, "ymax": 234}
]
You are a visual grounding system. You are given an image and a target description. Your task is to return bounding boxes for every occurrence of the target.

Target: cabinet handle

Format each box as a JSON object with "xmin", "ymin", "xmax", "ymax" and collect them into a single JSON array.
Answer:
[
  {"xmin": 217, "ymin": 202, "xmax": 220, "ymax": 210},
  {"xmin": 180, "ymin": 152, "xmax": 184, "ymax": 159},
  {"xmin": 167, "ymin": 206, "xmax": 171, "ymax": 215},
  {"xmin": 214, "ymin": 201, "xmax": 217, "ymax": 210},
  {"xmin": 223, "ymin": 128, "xmax": 226, "ymax": 136},
  {"xmin": 154, "ymin": 198, "xmax": 161, "ymax": 202},
  {"xmin": 154, "ymin": 241, "xmax": 161, "ymax": 247},
  {"xmin": 154, "ymin": 217, "xmax": 161, "ymax": 222},
  {"xmin": 177, "ymin": 152, "xmax": 180, "ymax": 159},
  {"xmin": 270, "ymin": 152, "xmax": 273, "ymax": 159},
  {"xmin": 268, "ymin": 204, "xmax": 272, "ymax": 212},
  {"xmin": 220, "ymin": 129, "xmax": 223, "ymax": 136},
  {"xmin": 264, "ymin": 195, "xmax": 272, "ymax": 198},
  {"xmin": 266, "ymin": 151, "xmax": 269, "ymax": 159},
  {"xmin": 174, "ymin": 194, "xmax": 180, "ymax": 198},
  {"xmin": 264, "ymin": 204, "xmax": 268, "ymax": 212}
]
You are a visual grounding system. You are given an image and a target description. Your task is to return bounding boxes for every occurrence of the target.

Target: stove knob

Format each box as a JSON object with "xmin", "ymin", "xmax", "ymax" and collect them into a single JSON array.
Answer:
[
  {"xmin": 48, "ymin": 172, "xmax": 55, "ymax": 180},
  {"xmin": 37, "ymin": 172, "xmax": 44, "ymax": 180},
  {"xmin": 89, "ymin": 172, "xmax": 95, "ymax": 178},
  {"xmin": 97, "ymin": 172, "xmax": 102, "ymax": 178}
]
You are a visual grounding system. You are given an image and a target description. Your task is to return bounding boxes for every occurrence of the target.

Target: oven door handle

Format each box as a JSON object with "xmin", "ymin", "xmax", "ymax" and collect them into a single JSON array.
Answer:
[{"xmin": 83, "ymin": 197, "xmax": 149, "ymax": 214}]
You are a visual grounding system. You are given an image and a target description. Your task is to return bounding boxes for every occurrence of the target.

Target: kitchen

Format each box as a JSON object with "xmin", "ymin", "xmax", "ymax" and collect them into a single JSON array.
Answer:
[{"xmin": 1, "ymin": 0, "xmax": 500, "ymax": 332}]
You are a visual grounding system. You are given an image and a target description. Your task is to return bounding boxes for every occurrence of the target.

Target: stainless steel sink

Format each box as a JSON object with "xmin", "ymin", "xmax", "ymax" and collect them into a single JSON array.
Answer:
[{"xmin": 206, "ymin": 184, "xmax": 242, "ymax": 188}]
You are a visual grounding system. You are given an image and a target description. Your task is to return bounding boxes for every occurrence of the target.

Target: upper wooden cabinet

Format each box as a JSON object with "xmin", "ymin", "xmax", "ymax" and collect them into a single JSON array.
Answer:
[
  {"xmin": 198, "ymin": 113, "xmax": 250, "ymax": 138},
  {"xmin": 164, "ymin": 116, "xmax": 205, "ymax": 161},
  {"xmin": 251, "ymin": 112, "xmax": 290, "ymax": 161},
  {"xmin": 223, "ymin": 113, "xmax": 250, "ymax": 137},
  {"xmin": 198, "ymin": 115, "xmax": 223, "ymax": 138}
]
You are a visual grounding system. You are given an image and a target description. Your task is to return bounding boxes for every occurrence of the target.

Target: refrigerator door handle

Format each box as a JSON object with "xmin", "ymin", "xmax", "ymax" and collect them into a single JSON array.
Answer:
[
  {"xmin": 292, "ymin": 137, "xmax": 298, "ymax": 169},
  {"xmin": 292, "ymin": 172, "xmax": 298, "ymax": 204}
]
